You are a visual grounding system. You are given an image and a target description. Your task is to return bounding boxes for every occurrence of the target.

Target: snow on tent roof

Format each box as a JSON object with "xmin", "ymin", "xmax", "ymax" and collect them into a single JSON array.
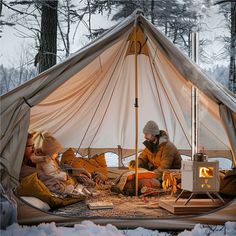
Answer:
[{"xmin": 1, "ymin": 10, "xmax": 236, "ymax": 180}]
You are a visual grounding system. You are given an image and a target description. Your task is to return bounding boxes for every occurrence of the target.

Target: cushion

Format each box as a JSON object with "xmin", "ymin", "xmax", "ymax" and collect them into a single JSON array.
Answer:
[
  {"xmin": 220, "ymin": 169, "xmax": 236, "ymax": 196},
  {"xmin": 111, "ymin": 168, "xmax": 156, "ymax": 194},
  {"xmin": 124, "ymin": 178, "xmax": 161, "ymax": 196},
  {"xmin": 17, "ymin": 173, "xmax": 85, "ymax": 209},
  {"xmin": 61, "ymin": 148, "xmax": 108, "ymax": 177},
  {"xmin": 126, "ymin": 171, "xmax": 156, "ymax": 181},
  {"xmin": 20, "ymin": 196, "xmax": 50, "ymax": 211}
]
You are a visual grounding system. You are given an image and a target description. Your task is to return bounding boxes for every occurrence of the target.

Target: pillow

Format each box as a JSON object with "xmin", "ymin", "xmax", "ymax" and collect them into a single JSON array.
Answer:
[
  {"xmin": 17, "ymin": 173, "xmax": 85, "ymax": 209},
  {"xmin": 124, "ymin": 178, "xmax": 161, "ymax": 196},
  {"xmin": 220, "ymin": 169, "xmax": 236, "ymax": 196},
  {"xmin": 61, "ymin": 148, "xmax": 108, "ymax": 177},
  {"xmin": 111, "ymin": 168, "xmax": 156, "ymax": 194},
  {"xmin": 60, "ymin": 148, "xmax": 74, "ymax": 164},
  {"xmin": 20, "ymin": 196, "xmax": 50, "ymax": 211},
  {"xmin": 111, "ymin": 169, "xmax": 160, "ymax": 196},
  {"xmin": 126, "ymin": 171, "xmax": 156, "ymax": 181}
]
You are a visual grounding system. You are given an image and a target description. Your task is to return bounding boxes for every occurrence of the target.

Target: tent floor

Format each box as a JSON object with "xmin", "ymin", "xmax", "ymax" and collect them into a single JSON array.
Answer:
[
  {"xmin": 51, "ymin": 188, "xmax": 173, "ymax": 218},
  {"xmin": 16, "ymin": 187, "xmax": 233, "ymax": 227},
  {"xmin": 51, "ymin": 189, "xmax": 231, "ymax": 218}
]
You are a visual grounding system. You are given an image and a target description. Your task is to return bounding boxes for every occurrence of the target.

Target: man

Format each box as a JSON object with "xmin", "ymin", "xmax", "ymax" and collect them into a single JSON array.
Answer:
[
  {"xmin": 129, "ymin": 120, "xmax": 181, "ymax": 179},
  {"xmin": 23, "ymin": 134, "xmax": 36, "ymax": 167}
]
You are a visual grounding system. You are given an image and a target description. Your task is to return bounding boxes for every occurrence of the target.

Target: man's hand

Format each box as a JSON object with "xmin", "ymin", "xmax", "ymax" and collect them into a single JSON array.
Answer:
[
  {"xmin": 128, "ymin": 159, "xmax": 145, "ymax": 170},
  {"xmin": 128, "ymin": 160, "xmax": 136, "ymax": 170}
]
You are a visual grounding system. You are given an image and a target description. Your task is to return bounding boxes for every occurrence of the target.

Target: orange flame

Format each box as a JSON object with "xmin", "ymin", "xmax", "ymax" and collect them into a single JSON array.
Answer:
[{"xmin": 199, "ymin": 167, "xmax": 213, "ymax": 178}]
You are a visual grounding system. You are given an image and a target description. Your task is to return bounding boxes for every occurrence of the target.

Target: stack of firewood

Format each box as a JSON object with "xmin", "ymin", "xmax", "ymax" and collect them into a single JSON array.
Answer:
[{"xmin": 162, "ymin": 171, "xmax": 181, "ymax": 195}]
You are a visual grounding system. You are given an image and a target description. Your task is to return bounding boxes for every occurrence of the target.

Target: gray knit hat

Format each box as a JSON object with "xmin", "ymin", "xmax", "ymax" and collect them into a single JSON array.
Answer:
[{"xmin": 143, "ymin": 120, "xmax": 160, "ymax": 135}]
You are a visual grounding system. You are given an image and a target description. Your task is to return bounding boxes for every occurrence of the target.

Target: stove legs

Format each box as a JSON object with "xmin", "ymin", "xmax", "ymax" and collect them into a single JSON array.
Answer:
[
  {"xmin": 184, "ymin": 192, "xmax": 194, "ymax": 205},
  {"xmin": 175, "ymin": 189, "xmax": 185, "ymax": 203},
  {"xmin": 213, "ymin": 192, "xmax": 225, "ymax": 204},
  {"xmin": 206, "ymin": 191, "xmax": 225, "ymax": 204},
  {"xmin": 175, "ymin": 189, "xmax": 195, "ymax": 205},
  {"xmin": 175, "ymin": 190, "xmax": 225, "ymax": 205},
  {"xmin": 206, "ymin": 191, "xmax": 215, "ymax": 203}
]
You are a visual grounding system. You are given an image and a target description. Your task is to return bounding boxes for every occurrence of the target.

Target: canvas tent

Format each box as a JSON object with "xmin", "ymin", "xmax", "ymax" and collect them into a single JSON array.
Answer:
[{"xmin": 1, "ymin": 10, "xmax": 236, "ymax": 182}]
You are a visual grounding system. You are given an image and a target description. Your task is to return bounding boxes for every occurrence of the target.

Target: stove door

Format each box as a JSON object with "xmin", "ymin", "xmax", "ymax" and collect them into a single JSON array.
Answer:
[{"xmin": 195, "ymin": 163, "xmax": 220, "ymax": 192}]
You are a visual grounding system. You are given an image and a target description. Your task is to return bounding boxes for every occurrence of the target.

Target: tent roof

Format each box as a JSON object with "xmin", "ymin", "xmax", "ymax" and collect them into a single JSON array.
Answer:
[{"xmin": 1, "ymin": 10, "xmax": 236, "ymax": 179}]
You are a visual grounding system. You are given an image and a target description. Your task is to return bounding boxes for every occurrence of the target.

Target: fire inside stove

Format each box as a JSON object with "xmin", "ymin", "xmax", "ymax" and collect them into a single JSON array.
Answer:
[{"xmin": 199, "ymin": 167, "xmax": 214, "ymax": 178}]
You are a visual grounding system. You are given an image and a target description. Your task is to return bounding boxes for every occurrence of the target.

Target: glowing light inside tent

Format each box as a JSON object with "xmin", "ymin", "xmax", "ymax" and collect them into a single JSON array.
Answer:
[
  {"xmin": 199, "ymin": 167, "xmax": 214, "ymax": 178},
  {"xmin": 201, "ymin": 179, "xmax": 211, "ymax": 189}
]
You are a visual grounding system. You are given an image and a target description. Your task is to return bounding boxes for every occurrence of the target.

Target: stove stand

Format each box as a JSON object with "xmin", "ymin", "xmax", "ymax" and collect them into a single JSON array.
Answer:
[{"xmin": 175, "ymin": 189, "xmax": 225, "ymax": 205}]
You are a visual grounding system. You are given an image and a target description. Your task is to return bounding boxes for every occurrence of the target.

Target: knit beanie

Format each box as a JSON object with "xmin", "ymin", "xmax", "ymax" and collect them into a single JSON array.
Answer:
[
  {"xmin": 143, "ymin": 120, "xmax": 160, "ymax": 135},
  {"xmin": 42, "ymin": 132, "xmax": 62, "ymax": 156}
]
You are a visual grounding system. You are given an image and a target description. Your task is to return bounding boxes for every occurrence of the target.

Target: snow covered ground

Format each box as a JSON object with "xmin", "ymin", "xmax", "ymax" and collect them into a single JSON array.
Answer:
[{"xmin": 1, "ymin": 221, "xmax": 236, "ymax": 236}]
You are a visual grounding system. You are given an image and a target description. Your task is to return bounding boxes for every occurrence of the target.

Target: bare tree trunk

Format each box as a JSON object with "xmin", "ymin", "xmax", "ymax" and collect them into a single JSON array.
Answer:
[
  {"xmin": 188, "ymin": 30, "xmax": 191, "ymax": 57},
  {"xmin": 0, "ymin": 66, "xmax": 11, "ymax": 93},
  {"xmin": 229, "ymin": 1, "xmax": 236, "ymax": 94},
  {"xmin": 87, "ymin": 0, "xmax": 92, "ymax": 39},
  {"xmin": 151, "ymin": 0, "xmax": 154, "ymax": 24},
  {"xmin": 39, "ymin": 0, "xmax": 58, "ymax": 73},
  {"xmin": 165, "ymin": 19, "xmax": 168, "ymax": 35},
  {"xmin": 0, "ymin": 0, "xmax": 2, "ymax": 16},
  {"xmin": 65, "ymin": 0, "xmax": 70, "ymax": 57}
]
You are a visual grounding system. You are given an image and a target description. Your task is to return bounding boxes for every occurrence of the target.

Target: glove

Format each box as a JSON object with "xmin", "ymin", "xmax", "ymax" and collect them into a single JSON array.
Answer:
[{"xmin": 128, "ymin": 160, "xmax": 136, "ymax": 170}]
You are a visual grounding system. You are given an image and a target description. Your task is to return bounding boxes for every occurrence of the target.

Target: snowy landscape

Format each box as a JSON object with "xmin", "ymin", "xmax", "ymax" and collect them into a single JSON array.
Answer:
[
  {"xmin": 0, "ymin": 0, "xmax": 234, "ymax": 94},
  {"xmin": 1, "ymin": 221, "xmax": 236, "ymax": 236}
]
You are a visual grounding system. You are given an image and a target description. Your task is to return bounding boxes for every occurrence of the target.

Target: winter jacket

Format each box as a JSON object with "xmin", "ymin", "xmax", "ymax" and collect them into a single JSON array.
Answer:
[
  {"xmin": 31, "ymin": 154, "xmax": 68, "ymax": 181},
  {"xmin": 30, "ymin": 154, "xmax": 78, "ymax": 194},
  {"xmin": 138, "ymin": 130, "xmax": 181, "ymax": 178}
]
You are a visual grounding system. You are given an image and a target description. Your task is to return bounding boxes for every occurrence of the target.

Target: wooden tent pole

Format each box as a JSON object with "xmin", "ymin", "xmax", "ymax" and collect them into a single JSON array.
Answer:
[{"xmin": 134, "ymin": 23, "xmax": 139, "ymax": 196}]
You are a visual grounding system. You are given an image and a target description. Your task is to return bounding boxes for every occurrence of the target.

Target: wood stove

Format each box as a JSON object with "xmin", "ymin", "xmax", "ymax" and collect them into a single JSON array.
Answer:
[{"xmin": 176, "ymin": 160, "xmax": 224, "ymax": 205}]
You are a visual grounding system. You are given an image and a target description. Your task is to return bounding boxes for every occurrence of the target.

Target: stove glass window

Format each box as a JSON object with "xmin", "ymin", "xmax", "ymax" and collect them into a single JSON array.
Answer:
[{"xmin": 199, "ymin": 167, "xmax": 214, "ymax": 178}]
